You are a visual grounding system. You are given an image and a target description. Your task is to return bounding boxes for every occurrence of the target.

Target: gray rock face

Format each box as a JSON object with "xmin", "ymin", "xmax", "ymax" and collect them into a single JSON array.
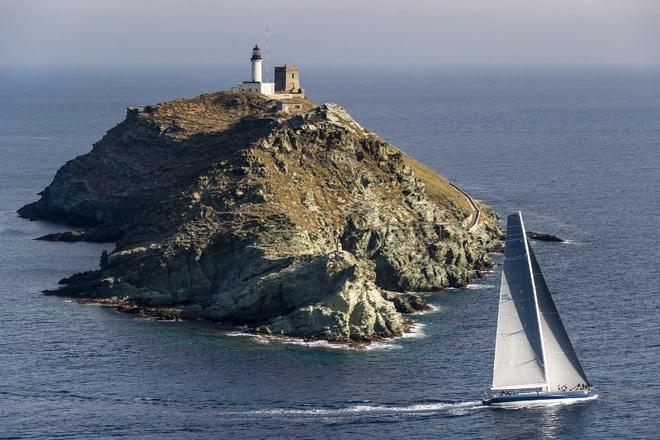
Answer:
[
  {"xmin": 256, "ymin": 251, "xmax": 409, "ymax": 341},
  {"xmin": 20, "ymin": 92, "xmax": 502, "ymax": 343}
]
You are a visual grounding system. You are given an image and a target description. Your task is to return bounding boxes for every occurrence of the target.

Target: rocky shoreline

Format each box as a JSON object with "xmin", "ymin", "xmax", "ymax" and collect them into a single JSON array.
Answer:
[{"xmin": 20, "ymin": 91, "xmax": 502, "ymax": 343}]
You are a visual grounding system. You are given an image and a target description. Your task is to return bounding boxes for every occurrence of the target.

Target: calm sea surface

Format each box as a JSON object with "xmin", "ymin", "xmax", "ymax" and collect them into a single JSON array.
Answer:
[{"xmin": 1, "ymin": 67, "xmax": 658, "ymax": 439}]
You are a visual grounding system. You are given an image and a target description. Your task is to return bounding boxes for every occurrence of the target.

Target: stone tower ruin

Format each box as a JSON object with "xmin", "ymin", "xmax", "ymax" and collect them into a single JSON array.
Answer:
[{"xmin": 274, "ymin": 65, "xmax": 302, "ymax": 94}]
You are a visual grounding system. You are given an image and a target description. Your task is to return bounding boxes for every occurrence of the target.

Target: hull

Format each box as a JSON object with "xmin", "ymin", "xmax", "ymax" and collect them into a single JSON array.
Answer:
[{"xmin": 483, "ymin": 391, "xmax": 597, "ymax": 408}]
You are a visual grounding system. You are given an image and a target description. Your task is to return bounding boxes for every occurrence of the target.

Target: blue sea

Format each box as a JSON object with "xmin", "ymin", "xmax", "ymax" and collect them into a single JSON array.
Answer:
[{"xmin": 1, "ymin": 66, "xmax": 658, "ymax": 439}]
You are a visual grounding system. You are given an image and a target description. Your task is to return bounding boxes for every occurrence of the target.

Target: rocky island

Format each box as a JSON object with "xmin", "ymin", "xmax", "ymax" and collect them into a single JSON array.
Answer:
[{"xmin": 20, "ymin": 92, "xmax": 502, "ymax": 343}]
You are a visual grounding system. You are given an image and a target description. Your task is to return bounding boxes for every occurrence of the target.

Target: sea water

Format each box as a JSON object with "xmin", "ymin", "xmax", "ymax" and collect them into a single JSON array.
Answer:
[{"xmin": 0, "ymin": 66, "xmax": 658, "ymax": 439}]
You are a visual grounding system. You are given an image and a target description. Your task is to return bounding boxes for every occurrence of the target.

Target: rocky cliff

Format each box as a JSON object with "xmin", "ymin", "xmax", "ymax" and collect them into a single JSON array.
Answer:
[{"xmin": 20, "ymin": 92, "xmax": 502, "ymax": 343}]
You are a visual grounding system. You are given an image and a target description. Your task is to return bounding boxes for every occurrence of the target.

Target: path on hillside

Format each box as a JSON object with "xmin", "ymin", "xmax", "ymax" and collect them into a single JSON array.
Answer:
[{"xmin": 447, "ymin": 181, "xmax": 481, "ymax": 232}]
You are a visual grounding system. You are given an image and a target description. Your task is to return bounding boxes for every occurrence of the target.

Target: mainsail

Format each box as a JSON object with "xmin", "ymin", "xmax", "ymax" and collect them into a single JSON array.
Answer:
[
  {"xmin": 491, "ymin": 213, "xmax": 546, "ymax": 390},
  {"xmin": 491, "ymin": 212, "xmax": 589, "ymax": 392}
]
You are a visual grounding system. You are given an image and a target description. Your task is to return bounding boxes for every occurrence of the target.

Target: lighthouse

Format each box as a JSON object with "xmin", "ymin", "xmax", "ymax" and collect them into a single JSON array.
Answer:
[
  {"xmin": 251, "ymin": 45, "xmax": 263, "ymax": 83},
  {"xmin": 230, "ymin": 43, "xmax": 304, "ymax": 98},
  {"xmin": 231, "ymin": 44, "xmax": 275, "ymax": 96}
]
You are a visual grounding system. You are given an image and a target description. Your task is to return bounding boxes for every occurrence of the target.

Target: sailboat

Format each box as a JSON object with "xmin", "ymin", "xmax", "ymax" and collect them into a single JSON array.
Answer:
[{"xmin": 482, "ymin": 212, "xmax": 598, "ymax": 408}]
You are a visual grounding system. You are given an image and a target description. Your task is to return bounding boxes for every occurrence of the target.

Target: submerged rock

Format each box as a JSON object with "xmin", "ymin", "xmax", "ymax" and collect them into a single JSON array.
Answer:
[{"xmin": 19, "ymin": 91, "xmax": 502, "ymax": 343}]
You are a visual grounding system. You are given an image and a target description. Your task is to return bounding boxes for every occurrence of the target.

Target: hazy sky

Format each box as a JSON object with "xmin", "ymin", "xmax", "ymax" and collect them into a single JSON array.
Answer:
[{"xmin": 1, "ymin": 0, "xmax": 659, "ymax": 67}]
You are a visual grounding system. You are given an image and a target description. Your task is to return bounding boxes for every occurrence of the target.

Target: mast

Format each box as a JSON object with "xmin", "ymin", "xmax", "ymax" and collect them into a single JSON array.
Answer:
[
  {"xmin": 265, "ymin": 26, "xmax": 270, "ymax": 83},
  {"xmin": 519, "ymin": 211, "xmax": 550, "ymax": 392}
]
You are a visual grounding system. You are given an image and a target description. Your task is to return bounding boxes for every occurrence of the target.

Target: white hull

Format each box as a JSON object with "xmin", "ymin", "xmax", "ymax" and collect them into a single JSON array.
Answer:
[{"xmin": 489, "ymin": 393, "xmax": 598, "ymax": 408}]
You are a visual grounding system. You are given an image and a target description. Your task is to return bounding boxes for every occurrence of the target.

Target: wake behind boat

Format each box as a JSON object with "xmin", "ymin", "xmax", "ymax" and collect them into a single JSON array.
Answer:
[{"xmin": 483, "ymin": 212, "xmax": 597, "ymax": 408}]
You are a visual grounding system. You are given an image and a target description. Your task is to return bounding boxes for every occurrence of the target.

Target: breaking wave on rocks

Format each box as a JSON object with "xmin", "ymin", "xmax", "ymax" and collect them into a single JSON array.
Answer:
[
  {"xmin": 223, "ymin": 331, "xmax": 403, "ymax": 351},
  {"xmin": 410, "ymin": 304, "xmax": 440, "ymax": 315},
  {"xmin": 466, "ymin": 283, "xmax": 495, "ymax": 290},
  {"xmin": 223, "ymin": 322, "xmax": 427, "ymax": 351},
  {"xmin": 399, "ymin": 322, "xmax": 426, "ymax": 339}
]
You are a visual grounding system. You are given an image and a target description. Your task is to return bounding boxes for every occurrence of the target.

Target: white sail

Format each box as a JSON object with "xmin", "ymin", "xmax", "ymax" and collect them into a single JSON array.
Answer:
[
  {"xmin": 529, "ymin": 246, "xmax": 590, "ymax": 390},
  {"xmin": 491, "ymin": 213, "xmax": 546, "ymax": 390}
]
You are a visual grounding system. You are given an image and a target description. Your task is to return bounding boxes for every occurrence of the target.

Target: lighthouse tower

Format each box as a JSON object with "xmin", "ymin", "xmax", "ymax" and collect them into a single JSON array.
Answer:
[
  {"xmin": 251, "ymin": 45, "xmax": 263, "ymax": 83},
  {"xmin": 232, "ymin": 44, "xmax": 275, "ymax": 96}
]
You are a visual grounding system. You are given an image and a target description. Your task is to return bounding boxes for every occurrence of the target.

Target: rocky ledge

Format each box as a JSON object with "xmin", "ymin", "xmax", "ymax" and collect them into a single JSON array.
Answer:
[{"xmin": 20, "ymin": 91, "xmax": 502, "ymax": 343}]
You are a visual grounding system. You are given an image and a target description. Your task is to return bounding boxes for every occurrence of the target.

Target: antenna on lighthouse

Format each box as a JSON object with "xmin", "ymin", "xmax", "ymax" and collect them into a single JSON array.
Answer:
[{"xmin": 265, "ymin": 26, "xmax": 270, "ymax": 82}]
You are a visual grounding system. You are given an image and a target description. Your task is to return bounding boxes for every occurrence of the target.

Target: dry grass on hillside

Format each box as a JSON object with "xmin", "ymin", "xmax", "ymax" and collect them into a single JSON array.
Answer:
[{"xmin": 402, "ymin": 156, "xmax": 473, "ymax": 217}]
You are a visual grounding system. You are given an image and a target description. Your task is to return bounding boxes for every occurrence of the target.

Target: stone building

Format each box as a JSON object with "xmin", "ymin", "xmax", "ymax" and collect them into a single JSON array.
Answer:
[
  {"xmin": 275, "ymin": 65, "xmax": 302, "ymax": 94},
  {"xmin": 275, "ymin": 101, "xmax": 303, "ymax": 113}
]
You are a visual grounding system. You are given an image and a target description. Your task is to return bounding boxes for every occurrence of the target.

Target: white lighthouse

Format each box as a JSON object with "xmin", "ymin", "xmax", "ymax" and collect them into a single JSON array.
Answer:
[
  {"xmin": 232, "ymin": 44, "xmax": 275, "ymax": 96},
  {"xmin": 251, "ymin": 44, "xmax": 263, "ymax": 82}
]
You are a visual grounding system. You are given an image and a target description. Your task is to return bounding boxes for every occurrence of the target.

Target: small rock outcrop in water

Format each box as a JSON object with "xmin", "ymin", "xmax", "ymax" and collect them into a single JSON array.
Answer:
[
  {"xmin": 19, "ymin": 92, "xmax": 502, "ymax": 343},
  {"xmin": 526, "ymin": 231, "xmax": 564, "ymax": 242}
]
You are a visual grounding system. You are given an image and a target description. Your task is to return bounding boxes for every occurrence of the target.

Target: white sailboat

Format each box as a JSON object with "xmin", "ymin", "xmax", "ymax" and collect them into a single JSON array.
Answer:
[{"xmin": 483, "ymin": 212, "xmax": 598, "ymax": 408}]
